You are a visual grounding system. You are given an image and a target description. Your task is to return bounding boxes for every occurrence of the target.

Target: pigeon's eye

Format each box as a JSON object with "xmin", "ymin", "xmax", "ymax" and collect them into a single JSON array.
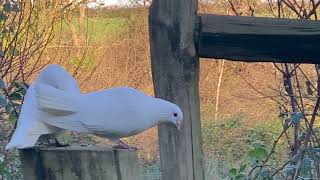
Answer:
[{"xmin": 173, "ymin": 113, "xmax": 178, "ymax": 117}]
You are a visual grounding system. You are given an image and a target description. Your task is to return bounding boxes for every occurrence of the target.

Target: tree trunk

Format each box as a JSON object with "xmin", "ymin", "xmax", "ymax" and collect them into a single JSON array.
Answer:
[{"xmin": 215, "ymin": 60, "xmax": 225, "ymax": 121}]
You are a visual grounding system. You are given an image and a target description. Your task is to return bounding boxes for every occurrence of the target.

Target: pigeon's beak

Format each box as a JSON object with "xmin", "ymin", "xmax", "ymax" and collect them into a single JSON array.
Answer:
[{"xmin": 176, "ymin": 121, "xmax": 181, "ymax": 130}]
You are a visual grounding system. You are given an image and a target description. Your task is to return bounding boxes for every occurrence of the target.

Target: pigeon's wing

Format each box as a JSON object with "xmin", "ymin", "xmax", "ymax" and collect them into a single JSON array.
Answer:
[
  {"xmin": 81, "ymin": 103, "xmax": 141, "ymax": 137},
  {"xmin": 79, "ymin": 87, "xmax": 157, "ymax": 138},
  {"xmin": 33, "ymin": 82, "xmax": 90, "ymax": 133},
  {"xmin": 34, "ymin": 83, "xmax": 78, "ymax": 115}
]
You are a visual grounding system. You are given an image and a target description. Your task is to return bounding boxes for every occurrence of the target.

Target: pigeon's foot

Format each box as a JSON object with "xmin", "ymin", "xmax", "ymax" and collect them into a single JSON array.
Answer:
[
  {"xmin": 112, "ymin": 140, "xmax": 138, "ymax": 150},
  {"xmin": 47, "ymin": 138, "xmax": 70, "ymax": 147},
  {"xmin": 37, "ymin": 134, "xmax": 69, "ymax": 147}
]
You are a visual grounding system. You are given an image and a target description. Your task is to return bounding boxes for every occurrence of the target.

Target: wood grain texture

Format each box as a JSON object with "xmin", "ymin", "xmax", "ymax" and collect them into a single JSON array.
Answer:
[
  {"xmin": 198, "ymin": 14, "xmax": 320, "ymax": 63},
  {"xmin": 149, "ymin": 0, "xmax": 204, "ymax": 180},
  {"xmin": 19, "ymin": 146, "xmax": 139, "ymax": 180}
]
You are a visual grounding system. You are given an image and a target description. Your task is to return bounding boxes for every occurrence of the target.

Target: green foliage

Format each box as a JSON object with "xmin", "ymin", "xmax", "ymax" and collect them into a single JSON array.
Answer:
[
  {"xmin": 248, "ymin": 145, "xmax": 268, "ymax": 163},
  {"xmin": 0, "ymin": 81, "xmax": 29, "ymax": 123},
  {"xmin": 0, "ymin": 0, "xmax": 22, "ymax": 57},
  {"xmin": 228, "ymin": 164, "xmax": 247, "ymax": 180},
  {"xmin": 0, "ymin": 151, "xmax": 22, "ymax": 179},
  {"xmin": 0, "ymin": 161, "xmax": 11, "ymax": 179},
  {"xmin": 201, "ymin": 113, "xmax": 291, "ymax": 179},
  {"xmin": 223, "ymin": 140, "xmax": 320, "ymax": 179}
]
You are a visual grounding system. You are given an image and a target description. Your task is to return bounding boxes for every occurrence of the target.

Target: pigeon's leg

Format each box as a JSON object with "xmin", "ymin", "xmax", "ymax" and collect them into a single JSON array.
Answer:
[
  {"xmin": 37, "ymin": 134, "xmax": 69, "ymax": 147},
  {"xmin": 112, "ymin": 139, "xmax": 138, "ymax": 150},
  {"xmin": 49, "ymin": 138, "xmax": 70, "ymax": 147}
]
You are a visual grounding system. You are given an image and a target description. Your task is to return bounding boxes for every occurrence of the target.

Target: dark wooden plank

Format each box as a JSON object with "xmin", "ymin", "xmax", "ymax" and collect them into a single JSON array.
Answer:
[
  {"xmin": 198, "ymin": 14, "xmax": 320, "ymax": 63},
  {"xmin": 149, "ymin": 0, "xmax": 204, "ymax": 179}
]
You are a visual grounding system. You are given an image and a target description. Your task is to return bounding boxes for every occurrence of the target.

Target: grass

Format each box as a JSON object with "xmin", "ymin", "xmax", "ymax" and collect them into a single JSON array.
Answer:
[
  {"xmin": 84, "ymin": 17, "xmax": 130, "ymax": 42},
  {"xmin": 54, "ymin": 16, "xmax": 130, "ymax": 44}
]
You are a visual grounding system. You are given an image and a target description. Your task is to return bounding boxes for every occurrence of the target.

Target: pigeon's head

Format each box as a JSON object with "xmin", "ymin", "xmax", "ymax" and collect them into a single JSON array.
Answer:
[
  {"xmin": 170, "ymin": 103, "xmax": 183, "ymax": 130},
  {"xmin": 159, "ymin": 100, "xmax": 183, "ymax": 130},
  {"xmin": 155, "ymin": 98, "xmax": 183, "ymax": 130}
]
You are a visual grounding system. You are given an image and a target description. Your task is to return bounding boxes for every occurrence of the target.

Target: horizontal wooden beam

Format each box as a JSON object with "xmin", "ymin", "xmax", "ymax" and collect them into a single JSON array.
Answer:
[{"xmin": 197, "ymin": 14, "xmax": 320, "ymax": 64}]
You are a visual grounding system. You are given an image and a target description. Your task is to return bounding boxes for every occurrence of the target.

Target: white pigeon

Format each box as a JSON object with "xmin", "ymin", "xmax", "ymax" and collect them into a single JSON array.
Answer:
[{"xmin": 5, "ymin": 64, "xmax": 183, "ymax": 150}]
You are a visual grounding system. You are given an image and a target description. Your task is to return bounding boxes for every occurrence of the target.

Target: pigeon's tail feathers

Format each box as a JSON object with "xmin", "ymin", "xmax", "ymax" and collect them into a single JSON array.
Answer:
[
  {"xmin": 34, "ymin": 83, "xmax": 78, "ymax": 115},
  {"xmin": 5, "ymin": 84, "xmax": 53, "ymax": 150},
  {"xmin": 5, "ymin": 133, "xmax": 40, "ymax": 150},
  {"xmin": 36, "ymin": 64, "xmax": 80, "ymax": 94}
]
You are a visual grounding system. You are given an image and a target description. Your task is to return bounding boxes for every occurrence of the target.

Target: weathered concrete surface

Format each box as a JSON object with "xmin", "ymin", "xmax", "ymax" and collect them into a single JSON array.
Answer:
[{"xmin": 19, "ymin": 145, "xmax": 140, "ymax": 180}]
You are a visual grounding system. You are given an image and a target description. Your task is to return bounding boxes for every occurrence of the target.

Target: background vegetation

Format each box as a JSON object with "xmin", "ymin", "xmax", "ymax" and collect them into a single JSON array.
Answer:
[{"xmin": 0, "ymin": 0, "xmax": 320, "ymax": 179}]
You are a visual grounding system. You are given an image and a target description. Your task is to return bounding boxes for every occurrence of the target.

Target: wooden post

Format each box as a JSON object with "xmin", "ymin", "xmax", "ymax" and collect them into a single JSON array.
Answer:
[
  {"xmin": 19, "ymin": 146, "xmax": 140, "ymax": 180},
  {"xmin": 149, "ymin": 0, "xmax": 204, "ymax": 179}
]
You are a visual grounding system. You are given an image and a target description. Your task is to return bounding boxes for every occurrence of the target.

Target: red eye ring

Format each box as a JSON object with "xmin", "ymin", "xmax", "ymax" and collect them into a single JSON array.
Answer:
[{"xmin": 173, "ymin": 113, "xmax": 178, "ymax": 117}]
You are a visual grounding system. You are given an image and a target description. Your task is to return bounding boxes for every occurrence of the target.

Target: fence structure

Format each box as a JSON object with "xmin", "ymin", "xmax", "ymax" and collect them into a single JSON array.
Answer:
[{"xmin": 149, "ymin": 0, "xmax": 320, "ymax": 180}]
